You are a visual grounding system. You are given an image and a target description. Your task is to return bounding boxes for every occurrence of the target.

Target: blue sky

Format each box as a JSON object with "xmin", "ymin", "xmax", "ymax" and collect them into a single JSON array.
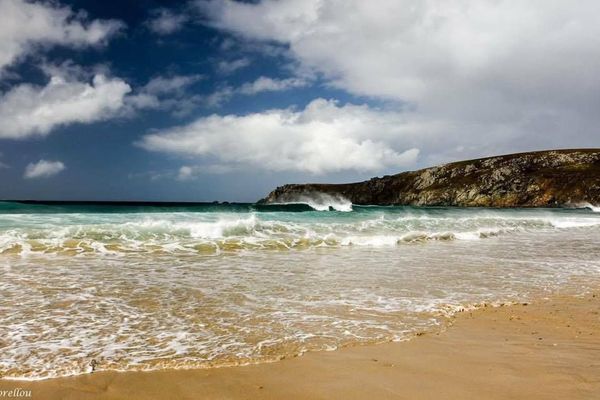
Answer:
[{"xmin": 0, "ymin": 0, "xmax": 599, "ymax": 201}]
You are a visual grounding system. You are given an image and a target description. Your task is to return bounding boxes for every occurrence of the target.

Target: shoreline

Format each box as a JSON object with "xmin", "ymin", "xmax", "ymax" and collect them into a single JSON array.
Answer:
[{"xmin": 2, "ymin": 290, "xmax": 599, "ymax": 399}]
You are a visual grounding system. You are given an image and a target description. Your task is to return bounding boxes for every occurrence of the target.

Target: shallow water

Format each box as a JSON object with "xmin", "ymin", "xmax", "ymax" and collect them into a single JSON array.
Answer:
[{"xmin": 1, "ymin": 201, "xmax": 599, "ymax": 379}]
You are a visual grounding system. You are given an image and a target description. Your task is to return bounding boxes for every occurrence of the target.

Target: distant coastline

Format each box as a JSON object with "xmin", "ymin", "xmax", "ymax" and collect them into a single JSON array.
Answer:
[
  {"xmin": 261, "ymin": 149, "xmax": 600, "ymax": 207},
  {"xmin": 1, "ymin": 200, "xmax": 235, "ymax": 207}
]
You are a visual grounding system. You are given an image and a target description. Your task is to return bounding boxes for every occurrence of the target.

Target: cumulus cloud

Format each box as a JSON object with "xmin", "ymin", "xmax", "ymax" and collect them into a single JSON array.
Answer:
[
  {"xmin": 138, "ymin": 98, "xmax": 419, "ymax": 174},
  {"xmin": 24, "ymin": 159, "xmax": 65, "ymax": 179},
  {"xmin": 0, "ymin": 68, "xmax": 205, "ymax": 139},
  {"xmin": 0, "ymin": 74, "xmax": 131, "ymax": 139},
  {"xmin": 146, "ymin": 8, "xmax": 187, "ymax": 35},
  {"xmin": 0, "ymin": 1, "xmax": 131, "ymax": 139},
  {"xmin": 199, "ymin": 0, "xmax": 600, "ymax": 163},
  {"xmin": 0, "ymin": 0, "xmax": 123, "ymax": 72},
  {"xmin": 200, "ymin": 0, "xmax": 600, "ymax": 102}
]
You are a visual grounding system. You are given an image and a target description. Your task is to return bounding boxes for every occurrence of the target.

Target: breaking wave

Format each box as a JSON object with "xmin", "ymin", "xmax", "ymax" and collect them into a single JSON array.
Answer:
[
  {"xmin": 0, "ymin": 207, "xmax": 599, "ymax": 255},
  {"xmin": 270, "ymin": 193, "xmax": 353, "ymax": 212},
  {"xmin": 575, "ymin": 202, "xmax": 600, "ymax": 213}
]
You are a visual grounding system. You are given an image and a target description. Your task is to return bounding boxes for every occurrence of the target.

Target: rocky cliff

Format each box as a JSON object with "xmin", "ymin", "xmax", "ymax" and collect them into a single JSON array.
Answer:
[{"xmin": 260, "ymin": 149, "xmax": 600, "ymax": 207}]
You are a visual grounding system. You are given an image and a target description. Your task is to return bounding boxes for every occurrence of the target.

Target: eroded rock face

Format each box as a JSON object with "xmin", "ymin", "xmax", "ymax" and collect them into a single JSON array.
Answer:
[{"xmin": 260, "ymin": 149, "xmax": 600, "ymax": 207}]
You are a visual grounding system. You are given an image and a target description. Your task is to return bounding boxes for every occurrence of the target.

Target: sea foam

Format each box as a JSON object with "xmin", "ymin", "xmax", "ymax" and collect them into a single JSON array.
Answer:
[
  {"xmin": 1, "ymin": 205, "xmax": 600, "ymax": 379},
  {"xmin": 273, "ymin": 193, "xmax": 353, "ymax": 212},
  {"xmin": 1, "ymin": 208, "xmax": 600, "ymax": 255}
]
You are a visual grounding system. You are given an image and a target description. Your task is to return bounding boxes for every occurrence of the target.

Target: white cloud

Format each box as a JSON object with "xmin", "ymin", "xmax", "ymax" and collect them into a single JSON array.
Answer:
[
  {"xmin": 0, "ymin": 0, "xmax": 123, "ymax": 71},
  {"xmin": 205, "ymin": 76, "xmax": 308, "ymax": 107},
  {"xmin": 24, "ymin": 159, "xmax": 65, "ymax": 179},
  {"xmin": 199, "ymin": 0, "xmax": 600, "ymax": 163},
  {"xmin": 178, "ymin": 164, "xmax": 234, "ymax": 180},
  {"xmin": 201, "ymin": 0, "xmax": 600, "ymax": 102},
  {"xmin": 239, "ymin": 76, "xmax": 307, "ymax": 95},
  {"xmin": 177, "ymin": 166, "xmax": 194, "ymax": 180},
  {"xmin": 130, "ymin": 164, "xmax": 234, "ymax": 181},
  {"xmin": 0, "ymin": 1, "xmax": 132, "ymax": 140},
  {"xmin": 0, "ymin": 74, "xmax": 131, "ymax": 139},
  {"xmin": 217, "ymin": 57, "xmax": 251, "ymax": 74},
  {"xmin": 146, "ymin": 8, "xmax": 187, "ymax": 35},
  {"xmin": 143, "ymin": 75, "xmax": 203, "ymax": 96},
  {"xmin": 198, "ymin": 0, "xmax": 320, "ymax": 43},
  {"xmin": 138, "ymin": 98, "xmax": 419, "ymax": 174},
  {"xmin": 127, "ymin": 74, "xmax": 203, "ymax": 116},
  {"xmin": 0, "ymin": 68, "xmax": 204, "ymax": 139},
  {"xmin": 39, "ymin": 59, "xmax": 111, "ymax": 81},
  {"xmin": 204, "ymin": 85, "xmax": 235, "ymax": 108}
]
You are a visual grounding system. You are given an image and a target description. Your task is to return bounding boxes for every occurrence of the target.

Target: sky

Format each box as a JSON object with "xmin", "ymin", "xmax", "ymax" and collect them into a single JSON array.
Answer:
[{"xmin": 0, "ymin": 0, "xmax": 599, "ymax": 202}]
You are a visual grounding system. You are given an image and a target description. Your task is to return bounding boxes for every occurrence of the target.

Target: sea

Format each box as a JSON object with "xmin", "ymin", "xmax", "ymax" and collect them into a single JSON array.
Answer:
[{"xmin": 1, "ymin": 199, "xmax": 599, "ymax": 380}]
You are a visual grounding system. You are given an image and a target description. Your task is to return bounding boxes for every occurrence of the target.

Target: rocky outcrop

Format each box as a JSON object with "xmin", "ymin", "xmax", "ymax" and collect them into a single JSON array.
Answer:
[{"xmin": 260, "ymin": 149, "xmax": 600, "ymax": 207}]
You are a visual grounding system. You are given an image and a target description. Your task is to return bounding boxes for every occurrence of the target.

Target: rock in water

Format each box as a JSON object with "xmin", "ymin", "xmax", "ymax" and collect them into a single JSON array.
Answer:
[{"xmin": 260, "ymin": 149, "xmax": 600, "ymax": 207}]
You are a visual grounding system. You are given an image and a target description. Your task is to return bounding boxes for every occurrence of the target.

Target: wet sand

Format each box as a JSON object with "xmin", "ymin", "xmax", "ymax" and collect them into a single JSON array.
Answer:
[{"xmin": 1, "ymin": 292, "xmax": 599, "ymax": 400}]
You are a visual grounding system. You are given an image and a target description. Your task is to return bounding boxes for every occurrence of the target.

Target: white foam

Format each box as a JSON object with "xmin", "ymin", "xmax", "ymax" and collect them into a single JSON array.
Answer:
[
  {"xmin": 2, "ymin": 206, "xmax": 600, "ymax": 380},
  {"xmin": 277, "ymin": 193, "xmax": 353, "ymax": 212},
  {"xmin": 2, "ymin": 237, "xmax": 600, "ymax": 381},
  {"xmin": 1, "ymin": 208, "xmax": 600, "ymax": 256},
  {"xmin": 549, "ymin": 218, "xmax": 600, "ymax": 228},
  {"xmin": 578, "ymin": 202, "xmax": 600, "ymax": 212}
]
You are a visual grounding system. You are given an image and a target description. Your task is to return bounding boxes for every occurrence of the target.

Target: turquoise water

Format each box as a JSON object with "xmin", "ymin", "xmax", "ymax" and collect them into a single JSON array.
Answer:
[
  {"xmin": 1, "ymin": 200, "xmax": 599, "ymax": 379},
  {"xmin": 1, "ymin": 201, "xmax": 598, "ymax": 254}
]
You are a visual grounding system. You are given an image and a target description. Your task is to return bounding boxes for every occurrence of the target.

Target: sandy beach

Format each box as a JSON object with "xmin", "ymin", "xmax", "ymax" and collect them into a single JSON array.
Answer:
[{"xmin": 2, "ymin": 290, "xmax": 598, "ymax": 400}]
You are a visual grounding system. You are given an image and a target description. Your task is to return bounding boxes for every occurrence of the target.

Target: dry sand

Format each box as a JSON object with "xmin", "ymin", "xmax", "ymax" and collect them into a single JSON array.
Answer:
[{"xmin": 1, "ymin": 292, "xmax": 599, "ymax": 400}]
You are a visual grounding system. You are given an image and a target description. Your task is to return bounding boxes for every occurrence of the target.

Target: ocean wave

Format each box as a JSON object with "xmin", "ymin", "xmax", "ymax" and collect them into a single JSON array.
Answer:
[
  {"xmin": 0, "ymin": 211, "xmax": 599, "ymax": 255},
  {"xmin": 573, "ymin": 202, "xmax": 600, "ymax": 213},
  {"xmin": 270, "ymin": 193, "xmax": 353, "ymax": 212},
  {"xmin": 2, "ymin": 207, "xmax": 600, "ymax": 380},
  {"xmin": 0, "ymin": 284, "xmax": 522, "ymax": 381},
  {"xmin": 0, "ymin": 231, "xmax": 495, "ymax": 255}
]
